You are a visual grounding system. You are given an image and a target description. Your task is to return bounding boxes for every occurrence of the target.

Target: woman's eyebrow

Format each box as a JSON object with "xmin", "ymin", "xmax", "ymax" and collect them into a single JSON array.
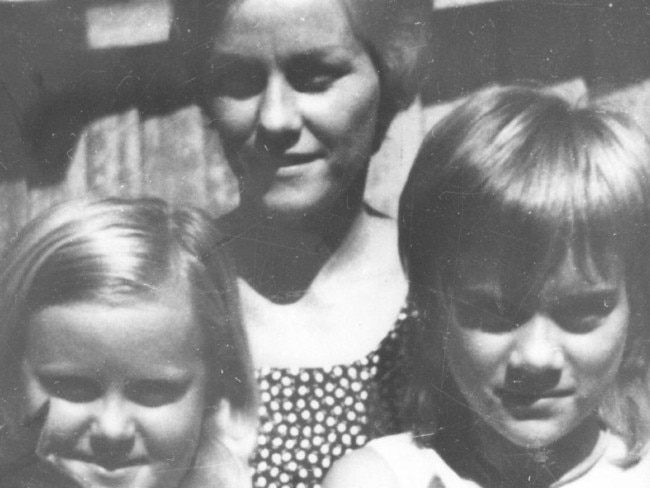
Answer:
[{"xmin": 209, "ymin": 51, "xmax": 251, "ymax": 66}]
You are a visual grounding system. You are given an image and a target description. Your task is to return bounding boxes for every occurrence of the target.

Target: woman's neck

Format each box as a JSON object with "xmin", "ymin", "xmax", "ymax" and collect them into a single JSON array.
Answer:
[{"xmin": 220, "ymin": 199, "xmax": 381, "ymax": 304}]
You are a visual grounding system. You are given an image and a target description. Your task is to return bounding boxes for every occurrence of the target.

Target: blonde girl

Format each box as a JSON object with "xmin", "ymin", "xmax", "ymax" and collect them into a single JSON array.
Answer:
[{"xmin": 0, "ymin": 198, "xmax": 257, "ymax": 488}]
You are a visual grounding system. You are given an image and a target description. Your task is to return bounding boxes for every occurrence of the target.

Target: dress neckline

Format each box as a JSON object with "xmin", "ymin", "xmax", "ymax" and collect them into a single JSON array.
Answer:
[{"xmin": 256, "ymin": 301, "xmax": 416, "ymax": 374}]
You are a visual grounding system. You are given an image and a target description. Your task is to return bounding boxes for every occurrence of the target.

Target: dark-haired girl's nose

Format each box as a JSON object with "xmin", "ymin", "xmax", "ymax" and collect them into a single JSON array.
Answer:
[{"xmin": 507, "ymin": 313, "xmax": 563, "ymax": 391}]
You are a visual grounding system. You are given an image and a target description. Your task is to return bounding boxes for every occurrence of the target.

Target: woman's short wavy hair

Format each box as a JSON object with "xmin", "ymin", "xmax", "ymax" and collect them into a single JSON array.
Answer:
[
  {"xmin": 173, "ymin": 0, "xmax": 428, "ymax": 148},
  {"xmin": 399, "ymin": 85, "xmax": 650, "ymax": 464},
  {"xmin": 0, "ymin": 197, "xmax": 256, "ymax": 441}
]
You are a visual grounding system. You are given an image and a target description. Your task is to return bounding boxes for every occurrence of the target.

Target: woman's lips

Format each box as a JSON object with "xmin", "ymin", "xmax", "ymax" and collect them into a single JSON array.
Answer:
[
  {"xmin": 255, "ymin": 152, "xmax": 323, "ymax": 167},
  {"xmin": 496, "ymin": 388, "xmax": 574, "ymax": 406}
]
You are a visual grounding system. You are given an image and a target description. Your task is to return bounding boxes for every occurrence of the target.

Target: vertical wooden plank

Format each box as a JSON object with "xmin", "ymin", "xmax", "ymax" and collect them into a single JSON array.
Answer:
[
  {"xmin": 589, "ymin": 0, "xmax": 650, "ymax": 91},
  {"xmin": 497, "ymin": 3, "xmax": 591, "ymax": 84},
  {"xmin": 365, "ymin": 98, "xmax": 425, "ymax": 218},
  {"xmin": 584, "ymin": 2, "xmax": 650, "ymax": 147},
  {"xmin": 423, "ymin": 4, "xmax": 499, "ymax": 104},
  {"xmin": 27, "ymin": 134, "xmax": 89, "ymax": 218},
  {"xmin": 85, "ymin": 109, "xmax": 144, "ymax": 197},
  {"xmin": 203, "ymin": 119, "xmax": 240, "ymax": 218},
  {"xmin": 142, "ymin": 105, "xmax": 208, "ymax": 206},
  {"xmin": 66, "ymin": 130, "xmax": 90, "ymax": 197},
  {"xmin": 0, "ymin": 180, "xmax": 28, "ymax": 253}
]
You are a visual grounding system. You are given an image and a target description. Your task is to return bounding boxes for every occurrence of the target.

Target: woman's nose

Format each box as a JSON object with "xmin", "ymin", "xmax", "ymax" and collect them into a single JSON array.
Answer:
[
  {"xmin": 507, "ymin": 313, "xmax": 564, "ymax": 388},
  {"xmin": 257, "ymin": 76, "xmax": 301, "ymax": 151}
]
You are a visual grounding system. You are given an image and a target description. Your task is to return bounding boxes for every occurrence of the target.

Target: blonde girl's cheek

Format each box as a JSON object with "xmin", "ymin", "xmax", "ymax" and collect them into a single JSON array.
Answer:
[
  {"xmin": 36, "ymin": 400, "xmax": 91, "ymax": 459},
  {"xmin": 21, "ymin": 368, "xmax": 50, "ymax": 416}
]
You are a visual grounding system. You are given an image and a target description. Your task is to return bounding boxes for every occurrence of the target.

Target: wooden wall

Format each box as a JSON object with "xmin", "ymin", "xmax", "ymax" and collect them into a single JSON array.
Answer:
[{"xmin": 1, "ymin": 0, "xmax": 650, "ymax": 247}]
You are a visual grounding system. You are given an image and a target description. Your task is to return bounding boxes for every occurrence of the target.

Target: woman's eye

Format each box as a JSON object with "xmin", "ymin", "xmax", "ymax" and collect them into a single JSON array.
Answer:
[
  {"xmin": 289, "ymin": 63, "xmax": 343, "ymax": 93},
  {"xmin": 292, "ymin": 72, "xmax": 335, "ymax": 92},
  {"xmin": 205, "ymin": 60, "xmax": 265, "ymax": 99},
  {"xmin": 126, "ymin": 380, "xmax": 188, "ymax": 407},
  {"xmin": 39, "ymin": 376, "xmax": 100, "ymax": 403}
]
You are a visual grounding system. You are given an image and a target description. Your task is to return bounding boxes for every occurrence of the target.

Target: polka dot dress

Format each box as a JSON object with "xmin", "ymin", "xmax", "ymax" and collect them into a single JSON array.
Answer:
[{"xmin": 252, "ymin": 304, "xmax": 418, "ymax": 488}]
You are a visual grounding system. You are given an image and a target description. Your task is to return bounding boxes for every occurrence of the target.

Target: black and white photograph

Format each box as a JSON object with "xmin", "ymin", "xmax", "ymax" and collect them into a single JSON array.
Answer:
[{"xmin": 1, "ymin": 1, "xmax": 650, "ymax": 487}]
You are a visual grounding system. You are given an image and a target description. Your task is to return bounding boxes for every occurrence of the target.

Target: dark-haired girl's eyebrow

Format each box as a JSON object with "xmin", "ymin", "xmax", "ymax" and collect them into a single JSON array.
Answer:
[
  {"xmin": 457, "ymin": 281, "xmax": 504, "ymax": 299},
  {"xmin": 550, "ymin": 288, "xmax": 620, "ymax": 316}
]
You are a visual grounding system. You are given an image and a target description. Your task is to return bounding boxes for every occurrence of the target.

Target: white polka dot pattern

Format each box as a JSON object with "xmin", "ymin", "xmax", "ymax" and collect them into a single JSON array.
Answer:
[{"xmin": 252, "ymin": 305, "xmax": 418, "ymax": 488}]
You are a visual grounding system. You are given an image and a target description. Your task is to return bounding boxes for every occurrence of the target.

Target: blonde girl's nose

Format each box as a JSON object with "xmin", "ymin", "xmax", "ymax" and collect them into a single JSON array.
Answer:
[
  {"xmin": 509, "ymin": 313, "xmax": 564, "ymax": 372},
  {"xmin": 91, "ymin": 398, "xmax": 136, "ymax": 443}
]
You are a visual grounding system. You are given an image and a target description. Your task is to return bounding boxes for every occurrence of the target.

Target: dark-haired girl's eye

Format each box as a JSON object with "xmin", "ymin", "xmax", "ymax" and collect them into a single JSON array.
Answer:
[
  {"xmin": 552, "ymin": 292, "xmax": 619, "ymax": 334},
  {"xmin": 453, "ymin": 296, "xmax": 521, "ymax": 333}
]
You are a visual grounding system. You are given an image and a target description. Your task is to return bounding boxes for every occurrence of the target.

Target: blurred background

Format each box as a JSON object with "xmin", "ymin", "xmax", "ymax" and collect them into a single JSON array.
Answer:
[{"xmin": 1, "ymin": 0, "xmax": 649, "ymax": 246}]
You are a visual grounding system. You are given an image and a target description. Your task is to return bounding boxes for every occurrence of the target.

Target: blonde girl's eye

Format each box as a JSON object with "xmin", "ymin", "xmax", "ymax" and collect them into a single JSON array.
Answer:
[
  {"xmin": 125, "ymin": 380, "xmax": 190, "ymax": 408},
  {"xmin": 39, "ymin": 375, "xmax": 101, "ymax": 403}
]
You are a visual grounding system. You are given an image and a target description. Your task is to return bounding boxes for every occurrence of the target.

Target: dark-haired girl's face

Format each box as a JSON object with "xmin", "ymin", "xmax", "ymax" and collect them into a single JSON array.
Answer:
[
  {"xmin": 443, "ymin": 238, "xmax": 629, "ymax": 451},
  {"xmin": 204, "ymin": 0, "xmax": 380, "ymax": 220}
]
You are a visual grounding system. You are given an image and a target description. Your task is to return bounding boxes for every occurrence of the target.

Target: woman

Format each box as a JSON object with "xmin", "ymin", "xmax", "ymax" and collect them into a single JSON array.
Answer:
[{"xmin": 174, "ymin": 1, "xmax": 427, "ymax": 487}]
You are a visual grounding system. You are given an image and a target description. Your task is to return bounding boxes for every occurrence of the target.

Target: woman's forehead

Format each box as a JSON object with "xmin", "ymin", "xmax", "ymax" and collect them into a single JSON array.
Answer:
[{"xmin": 210, "ymin": 0, "xmax": 365, "ymax": 64}]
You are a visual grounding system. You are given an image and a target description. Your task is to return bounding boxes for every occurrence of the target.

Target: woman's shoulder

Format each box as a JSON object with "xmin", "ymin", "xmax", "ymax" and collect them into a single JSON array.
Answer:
[{"xmin": 323, "ymin": 433, "xmax": 461, "ymax": 488}]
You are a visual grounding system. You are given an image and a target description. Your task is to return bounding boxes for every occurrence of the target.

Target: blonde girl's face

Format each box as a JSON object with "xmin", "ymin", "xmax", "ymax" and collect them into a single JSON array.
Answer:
[
  {"xmin": 21, "ymin": 291, "xmax": 207, "ymax": 488},
  {"xmin": 444, "ymin": 239, "xmax": 629, "ymax": 451}
]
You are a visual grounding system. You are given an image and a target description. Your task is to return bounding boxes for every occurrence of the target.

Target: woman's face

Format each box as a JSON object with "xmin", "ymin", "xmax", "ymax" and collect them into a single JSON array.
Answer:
[
  {"xmin": 205, "ymin": 0, "xmax": 380, "ymax": 220},
  {"xmin": 443, "ymin": 238, "xmax": 629, "ymax": 451}
]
